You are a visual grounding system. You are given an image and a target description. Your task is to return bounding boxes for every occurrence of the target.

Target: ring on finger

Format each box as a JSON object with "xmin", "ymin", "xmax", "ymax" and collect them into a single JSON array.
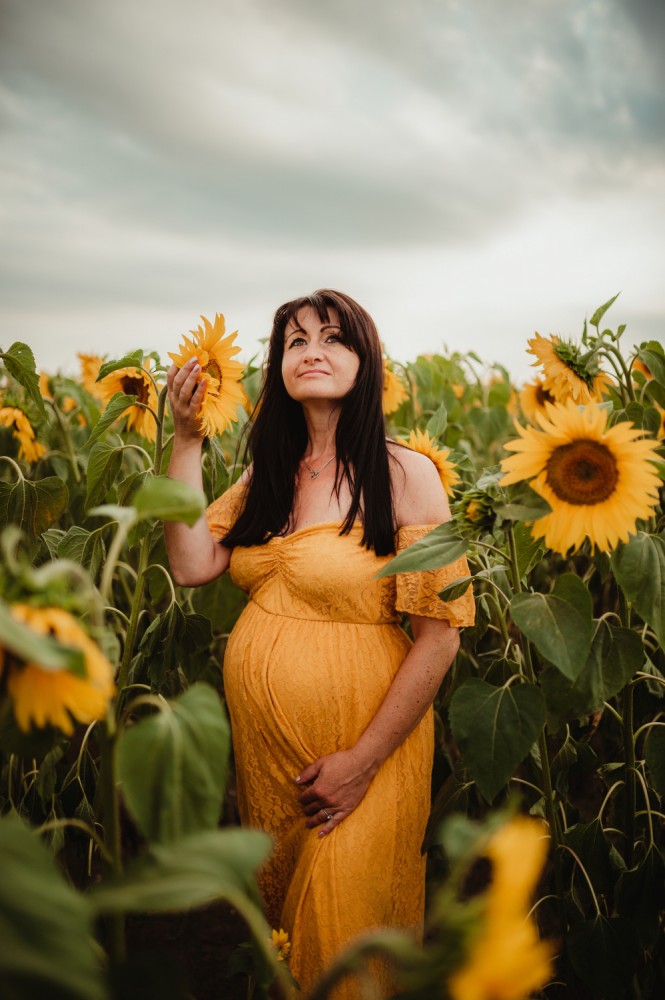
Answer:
[{"xmin": 322, "ymin": 809, "xmax": 333, "ymax": 821}]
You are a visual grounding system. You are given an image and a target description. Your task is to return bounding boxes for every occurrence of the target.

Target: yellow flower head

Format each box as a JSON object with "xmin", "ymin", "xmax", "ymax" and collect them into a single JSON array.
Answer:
[
  {"xmin": 527, "ymin": 333, "xmax": 611, "ymax": 405},
  {"xmin": 383, "ymin": 364, "xmax": 409, "ymax": 416},
  {"xmin": 269, "ymin": 928, "xmax": 291, "ymax": 962},
  {"xmin": 519, "ymin": 378, "xmax": 556, "ymax": 424},
  {"xmin": 78, "ymin": 353, "xmax": 107, "ymax": 401},
  {"xmin": 501, "ymin": 400, "xmax": 662, "ymax": 555},
  {"xmin": 449, "ymin": 817, "xmax": 554, "ymax": 1000},
  {"xmin": 1, "ymin": 605, "xmax": 115, "ymax": 735},
  {"xmin": 401, "ymin": 428, "xmax": 460, "ymax": 497},
  {"xmin": 98, "ymin": 362, "xmax": 159, "ymax": 442},
  {"xmin": 0, "ymin": 406, "xmax": 46, "ymax": 463},
  {"xmin": 169, "ymin": 314, "xmax": 247, "ymax": 437}
]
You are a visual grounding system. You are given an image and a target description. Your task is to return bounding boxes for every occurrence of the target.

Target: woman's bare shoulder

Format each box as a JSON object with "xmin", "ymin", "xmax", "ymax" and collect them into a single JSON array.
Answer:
[{"xmin": 387, "ymin": 440, "xmax": 451, "ymax": 528}]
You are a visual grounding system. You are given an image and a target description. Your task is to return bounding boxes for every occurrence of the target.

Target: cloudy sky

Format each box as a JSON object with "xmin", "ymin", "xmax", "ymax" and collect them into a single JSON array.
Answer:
[{"xmin": 1, "ymin": 0, "xmax": 663, "ymax": 384}]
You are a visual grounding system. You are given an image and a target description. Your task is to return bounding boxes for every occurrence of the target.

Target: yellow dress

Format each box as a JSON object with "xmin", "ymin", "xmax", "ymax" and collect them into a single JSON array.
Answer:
[{"xmin": 206, "ymin": 481, "xmax": 475, "ymax": 998}]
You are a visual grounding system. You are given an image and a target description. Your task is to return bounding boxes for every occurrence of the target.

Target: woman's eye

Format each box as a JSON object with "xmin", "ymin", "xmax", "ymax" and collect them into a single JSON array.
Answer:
[
  {"xmin": 326, "ymin": 334, "xmax": 342, "ymax": 343},
  {"xmin": 289, "ymin": 337, "xmax": 306, "ymax": 348}
]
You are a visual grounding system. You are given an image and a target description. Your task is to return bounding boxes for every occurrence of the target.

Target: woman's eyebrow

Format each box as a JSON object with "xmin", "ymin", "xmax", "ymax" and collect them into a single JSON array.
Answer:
[{"xmin": 284, "ymin": 325, "xmax": 305, "ymax": 339}]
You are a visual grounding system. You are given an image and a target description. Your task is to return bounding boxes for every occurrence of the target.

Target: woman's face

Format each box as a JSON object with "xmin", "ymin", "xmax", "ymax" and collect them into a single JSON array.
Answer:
[{"xmin": 281, "ymin": 306, "xmax": 360, "ymax": 404}]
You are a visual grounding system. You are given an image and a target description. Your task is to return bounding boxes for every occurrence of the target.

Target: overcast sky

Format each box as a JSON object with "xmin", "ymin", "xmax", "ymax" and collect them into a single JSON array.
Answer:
[{"xmin": 1, "ymin": 0, "xmax": 663, "ymax": 385}]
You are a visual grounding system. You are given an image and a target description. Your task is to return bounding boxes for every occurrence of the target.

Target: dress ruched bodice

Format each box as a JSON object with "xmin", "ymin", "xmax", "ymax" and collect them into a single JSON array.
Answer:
[{"xmin": 205, "ymin": 479, "xmax": 475, "ymax": 999}]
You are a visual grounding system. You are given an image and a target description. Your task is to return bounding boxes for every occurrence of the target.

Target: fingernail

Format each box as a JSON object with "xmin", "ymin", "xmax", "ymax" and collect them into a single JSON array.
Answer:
[
  {"xmin": 318, "ymin": 831, "xmax": 326, "ymax": 838},
  {"xmin": 295, "ymin": 776, "xmax": 301, "ymax": 783}
]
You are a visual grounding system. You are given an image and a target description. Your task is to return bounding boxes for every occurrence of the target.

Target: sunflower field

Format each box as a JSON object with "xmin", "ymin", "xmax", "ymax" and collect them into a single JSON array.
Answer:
[{"xmin": 1, "ymin": 295, "xmax": 664, "ymax": 1000}]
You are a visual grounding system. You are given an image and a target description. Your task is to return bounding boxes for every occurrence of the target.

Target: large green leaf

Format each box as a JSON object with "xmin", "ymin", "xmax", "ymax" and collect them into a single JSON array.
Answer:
[
  {"xmin": 612, "ymin": 533, "xmax": 665, "ymax": 649},
  {"xmin": 563, "ymin": 820, "xmax": 616, "ymax": 894},
  {"xmin": 0, "ymin": 475, "xmax": 68, "ymax": 539},
  {"xmin": 117, "ymin": 683, "xmax": 230, "ymax": 843},
  {"xmin": 85, "ymin": 440, "xmax": 124, "ymax": 508},
  {"xmin": 567, "ymin": 915, "xmax": 639, "ymax": 998},
  {"xmin": 85, "ymin": 391, "xmax": 137, "ymax": 448},
  {"xmin": 541, "ymin": 622, "xmax": 643, "ymax": 731},
  {"xmin": 133, "ymin": 475, "xmax": 206, "ymax": 525},
  {"xmin": 0, "ymin": 341, "xmax": 47, "ymax": 421},
  {"xmin": 616, "ymin": 847, "xmax": 665, "ymax": 949},
  {"xmin": 376, "ymin": 521, "xmax": 468, "ymax": 577},
  {"xmin": 0, "ymin": 601, "xmax": 85, "ymax": 676},
  {"xmin": 448, "ymin": 678, "xmax": 545, "ymax": 803},
  {"xmin": 0, "ymin": 814, "xmax": 107, "ymax": 1000},
  {"xmin": 57, "ymin": 525, "xmax": 107, "ymax": 583},
  {"xmin": 637, "ymin": 341, "xmax": 665, "ymax": 386},
  {"xmin": 95, "ymin": 350, "xmax": 144, "ymax": 382},
  {"xmin": 510, "ymin": 589, "xmax": 593, "ymax": 680},
  {"xmin": 89, "ymin": 828, "xmax": 270, "ymax": 915},
  {"xmin": 426, "ymin": 401, "xmax": 447, "ymax": 437}
]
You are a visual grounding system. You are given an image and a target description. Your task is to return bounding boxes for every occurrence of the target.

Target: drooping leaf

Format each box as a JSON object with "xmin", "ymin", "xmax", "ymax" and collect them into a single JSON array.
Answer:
[
  {"xmin": 117, "ymin": 683, "xmax": 230, "ymax": 844},
  {"xmin": 133, "ymin": 475, "xmax": 206, "ymax": 526},
  {"xmin": 553, "ymin": 572, "xmax": 593, "ymax": 620},
  {"xmin": 57, "ymin": 525, "xmax": 107, "ymax": 582},
  {"xmin": 0, "ymin": 476, "xmax": 68, "ymax": 540},
  {"xmin": 96, "ymin": 350, "xmax": 144, "ymax": 382},
  {"xmin": 612, "ymin": 533, "xmax": 665, "ymax": 649},
  {"xmin": 564, "ymin": 820, "xmax": 616, "ymax": 894},
  {"xmin": 510, "ymin": 590, "xmax": 594, "ymax": 680},
  {"xmin": 439, "ymin": 577, "xmax": 473, "ymax": 601},
  {"xmin": 567, "ymin": 915, "xmax": 639, "ymax": 998},
  {"xmin": 637, "ymin": 342, "xmax": 665, "ymax": 386},
  {"xmin": 85, "ymin": 391, "xmax": 137, "ymax": 448},
  {"xmin": 85, "ymin": 441, "xmax": 124, "ymax": 508},
  {"xmin": 376, "ymin": 521, "xmax": 468, "ymax": 577},
  {"xmin": 0, "ymin": 341, "xmax": 47, "ymax": 421},
  {"xmin": 426, "ymin": 401, "xmax": 447, "ymax": 437},
  {"xmin": 448, "ymin": 678, "xmax": 545, "ymax": 803},
  {"xmin": 512, "ymin": 521, "xmax": 546, "ymax": 581},
  {"xmin": 0, "ymin": 814, "xmax": 107, "ymax": 1000}
]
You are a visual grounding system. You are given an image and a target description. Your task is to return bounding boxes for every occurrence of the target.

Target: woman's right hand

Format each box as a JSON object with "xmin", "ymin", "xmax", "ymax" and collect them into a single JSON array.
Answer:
[{"xmin": 167, "ymin": 359, "xmax": 207, "ymax": 443}]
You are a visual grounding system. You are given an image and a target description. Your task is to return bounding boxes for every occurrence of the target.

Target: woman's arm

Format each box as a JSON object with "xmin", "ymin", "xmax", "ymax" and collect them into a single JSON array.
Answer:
[
  {"xmin": 296, "ymin": 449, "xmax": 459, "ymax": 834},
  {"xmin": 163, "ymin": 359, "xmax": 232, "ymax": 587}
]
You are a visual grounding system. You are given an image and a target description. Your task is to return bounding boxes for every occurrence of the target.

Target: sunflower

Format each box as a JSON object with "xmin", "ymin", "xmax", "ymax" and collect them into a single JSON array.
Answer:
[
  {"xmin": 401, "ymin": 428, "xmax": 460, "ymax": 497},
  {"xmin": 527, "ymin": 333, "xmax": 611, "ymax": 404},
  {"xmin": 168, "ymin": 313, "xmax": 246, "ymax": 437},
  {"xmin": 631, "ymin": 357, "xmax": 652, "ymax": 381},
  {"xmin": 77, "ymin": 353, "xmax": 107, "ymax": 401},
  {"xmin": 448, "ymin": 817, "xmax": 554, "ymax": 1000},
  {"xmin": 1, "ymin": 605, "xmax": 115, "ymax": 735},
  {"xmin": 501, "ymin": 400, "xmax": 662, "ymax": 555},
  {"xmin": 519, "ymin": 378, "xmax": 556, "ymax": 423},
  {"xmin": 0, "ymin": 406, "xmax": 46, "ymax": 463},
  {"xmin": 98, "ymin": 361, "xmax": 159, "ymax": 442},
  {"xmin": 453, "ymin": 486, "xmax": 497, "ymax": 537},
  {"xmin": 40, "ymin": 371, "xmax": 78, "ymax": 416},
  {"xmin": 269, "ymin": 928, "xmax": 291, "ymax": 962},
  {"xmin": 383, "ymin": 364, "xmax": 409, "ymax": 416}
]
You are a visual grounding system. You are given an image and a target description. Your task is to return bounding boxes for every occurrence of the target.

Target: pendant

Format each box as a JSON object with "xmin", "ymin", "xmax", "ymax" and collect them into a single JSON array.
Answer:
[{"xmin": 310, "ymin": 471, "xmax": 319, "ymax": 480}]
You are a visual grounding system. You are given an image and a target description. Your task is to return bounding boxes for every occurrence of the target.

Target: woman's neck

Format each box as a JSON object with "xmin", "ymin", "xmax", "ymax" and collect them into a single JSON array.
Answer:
[{"xmin": 301, "ymin": 402, "xmax": 339, "ymax": 460}]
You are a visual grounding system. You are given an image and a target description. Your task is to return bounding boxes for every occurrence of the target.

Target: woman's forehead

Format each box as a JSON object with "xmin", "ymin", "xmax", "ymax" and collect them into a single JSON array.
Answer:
[{"xmin": 286, "ymin": 304, "xmax": 341, "ymax": 333}]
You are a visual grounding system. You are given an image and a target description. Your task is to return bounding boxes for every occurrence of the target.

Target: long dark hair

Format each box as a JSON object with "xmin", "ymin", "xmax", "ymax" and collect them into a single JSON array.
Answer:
[{"xmin": 222, "ymin": 289, "xmax": 397, "ymax": 555}]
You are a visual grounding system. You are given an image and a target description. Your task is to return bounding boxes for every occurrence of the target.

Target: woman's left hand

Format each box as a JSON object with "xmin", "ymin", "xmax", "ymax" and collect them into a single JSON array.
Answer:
[{"xmin": 295, "ymin": 748, "xmax": 377, "ymax": 837}]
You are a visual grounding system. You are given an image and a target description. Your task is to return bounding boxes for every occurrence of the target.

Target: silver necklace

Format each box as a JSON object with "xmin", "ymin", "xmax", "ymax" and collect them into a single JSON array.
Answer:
[{"xmin": 302, "ymin": 455, "xmax": 336, "ymax": 480}]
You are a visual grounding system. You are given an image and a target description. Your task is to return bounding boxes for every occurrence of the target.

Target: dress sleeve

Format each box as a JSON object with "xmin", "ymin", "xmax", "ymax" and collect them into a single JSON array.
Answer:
[
  {"xmin": 394, "ymin": 525, "xmax": 476, "ymax": 627},
  {"xmin": 205, "ymin": 480, "xmax": 247, "ymax": 542}
]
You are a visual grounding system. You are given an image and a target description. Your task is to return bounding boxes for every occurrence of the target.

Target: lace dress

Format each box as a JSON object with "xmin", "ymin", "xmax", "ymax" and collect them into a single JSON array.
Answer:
[{"xmin": 206, "ymin": 481, "xmax": 475, "ymax": 998}]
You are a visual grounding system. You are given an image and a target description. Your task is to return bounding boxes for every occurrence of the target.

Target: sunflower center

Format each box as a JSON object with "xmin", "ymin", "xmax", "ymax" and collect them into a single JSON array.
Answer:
[
  {"xmin": 535, "ymin": 384, "xmax": 555, "ymax": 407},
  {"xmin": 546, "ymin": 439, "xmax": 618, "ymax": 506},
  {"xmin": 205, "ymin": 359, "xmax": 223, "ymax": 392},
  {"xmin": 120, "ymin": 375, "xmax": 149, "ymax": 403}
]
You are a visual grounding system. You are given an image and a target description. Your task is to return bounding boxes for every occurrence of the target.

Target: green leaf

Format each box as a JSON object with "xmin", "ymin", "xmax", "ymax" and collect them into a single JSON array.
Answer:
[
  {"xmin": 0, "ymin": 341, "xmax": 48, "ymax": 421},
  {"xmin": 0, "ymin": 814, "xmax": 107, "ymax": 1000},
  {"xmin": 426, "ymin": 401, "xmax": 447, "ymax": 437},
  {"xmin": 0, "ymin": 475, "xmax": 68, "ymax": 540},
  {"xmin": 612, "ymin": 533, "xmax": 665, "ymax": 649},
  {"xmin": 439, "ymin": 577, "xmax": 472, "ymax": 601},
  {"xmin": 510, "ymin": 590, "xmax": 594, "ymax": 680},
  {"xmin": 85, "ymin": 391, "xmax": 137, "ymax": 448},
  {"xmin": 645, "ymin": 725, "xmax": 665, "ymax": 797},
  {"xmin": 89, "ymin": 827, "xmax": 270, "ymax": 915},
  {"xmin": 0, "ymin": 602, "xmax": 86, "ymax": 676},
  {"xmin": 448, "ymin": 678, "xmax": 545, "ymax": 803},
  {"xmin": 637, "ymin": 344, "xmax": 665, "ymax": 386},
  {"xmin": 541, "ymin": 622, "xmax": 643, "ymax": 731},
  {"xmin": 133, "ymin": 475, "xmax": 206, "ymax": 526},
  {"xmin": 376, "ymin": 522, "xmax": 468, "ymax": 577},
  {"xmin": 85, "ymin": 441, "xmax": 124, "ymax": 508},
  {"xmin": 564, "ymin": 820, "xmax": 616, "ymax": 894},
  {"xmin": 589, "ymin": 293, "xmax": 620, "ymax": 329},
  {"xmin": 616, "ymin": 847, "xmax": 665, "ymax": 949},
  {"xmin": 513, "ymin": 521, "xmax": 546, "ymax": 580},
  {"xmin": 96, "ymin": 350, "xmax": 144, "ymax": 382},
  {"xmin": 567, "ymin": 915, "xmax": 639, "ymax": 998},
  {"xmin": 468, "ymin": 405, "xmax": 509, "ymax": 447},
  {"xmin": 117, "ymin": 683, "xmax": 230, "ymax": 843},
  {"xmin": 57, "ymin": 525, "xmax": 106, "ymax": 582}
]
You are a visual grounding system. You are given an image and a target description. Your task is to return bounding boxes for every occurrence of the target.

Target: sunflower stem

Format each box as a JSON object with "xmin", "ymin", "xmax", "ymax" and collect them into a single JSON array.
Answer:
[
  {"xmin": 98, "ymin": 714, "xmax": 126, "ymax": 963},
  {"xmin": 601, "ymin": 344, "xmax": 636, "ymax": 403},
  {"xmin": 45, "ymin": 398, "xmax": 81, "ymax": 483},
  {"xmin": 618, "ymin": 589, "xmax": 637, "ymax": 868},
  {"xmin": 153, "ymin": 385, "xmax": 169, "ymax": 476},
  {"xmin": 115, "ymin": 528, "xmax": 152, "ymax": 704},
  {"xmin": 0, "ymin": 455, "xmax": 25, "ymax": 481}
]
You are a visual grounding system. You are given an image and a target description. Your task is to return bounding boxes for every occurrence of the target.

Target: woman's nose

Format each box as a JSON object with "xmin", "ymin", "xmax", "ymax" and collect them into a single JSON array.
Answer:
[{"xmin": 303, "ymin": 340, "xmax": 323, "ymax": 362}]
